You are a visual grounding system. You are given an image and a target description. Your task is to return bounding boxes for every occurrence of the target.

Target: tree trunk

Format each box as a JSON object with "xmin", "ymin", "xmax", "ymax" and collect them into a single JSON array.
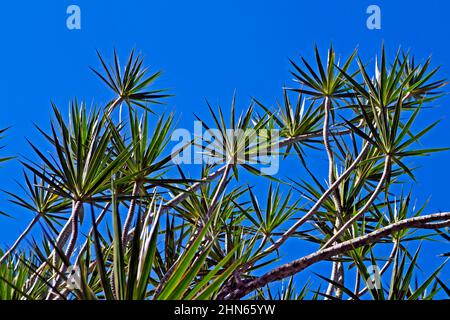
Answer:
[
  {"xmin": 323, "ymin": 96, "xmax": 345, "ymax": 299},
  {"xmin": 64, "ymin": 200, "xmax": 83, "ymax": 260},
  {"xmin": 48, "ymin": 200, "xmax": 82, "ymax": 300},
  {"xmin": 325, "ymin": 221, "xmax": 344, "ymax": 299},
  {"xmin": 122, "ymin": 182, "xmax": 141, "ymax": 247}
]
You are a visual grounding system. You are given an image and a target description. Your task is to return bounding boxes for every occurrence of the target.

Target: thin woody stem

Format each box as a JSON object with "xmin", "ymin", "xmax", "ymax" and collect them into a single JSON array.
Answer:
[
  {"xmin": 122, "ymin": 182, "xmax": 141, "ymax": 247},
  {"xmin": 64, "ymin": 201, "xmax": 83, "ymax": 260},
  {"xmin": 0, "ymin": 213, "xmax": 42, "ymax": 264},
  {"xmin": 323, "ymin": 97, "xmax": 342, "ymax": 214},
  {"xmin": 323, "ymin": 96, "xmax": 344, "ymax": 298},
  {"xmin": 353, "ymin": 269, "xmax": 361, "ymax": 296},
  {"xmin": 204, "ymin": 163, "xmax": 232, "ymax": 221},
  {"xmin": 48, "ymin": 200, "xmax": 83, "ymax": 300}
]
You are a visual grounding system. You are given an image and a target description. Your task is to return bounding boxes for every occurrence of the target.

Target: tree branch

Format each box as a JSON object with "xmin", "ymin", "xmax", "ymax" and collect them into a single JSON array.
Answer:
[{"xmin": 224, "ymin": 212, "xmax": 450, "ymax": 299}]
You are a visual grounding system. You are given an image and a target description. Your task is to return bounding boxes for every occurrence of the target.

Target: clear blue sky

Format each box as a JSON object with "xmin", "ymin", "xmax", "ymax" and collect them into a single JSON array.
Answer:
[{"xmin": 0, "ymin": 0, "xmax": 449, "ymax": 292}]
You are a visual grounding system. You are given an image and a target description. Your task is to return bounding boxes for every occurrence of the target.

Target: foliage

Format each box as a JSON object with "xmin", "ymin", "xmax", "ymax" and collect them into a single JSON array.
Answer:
[{"xmin": 0, "ymin": 46, "xmax": 449, "ymax": 300}]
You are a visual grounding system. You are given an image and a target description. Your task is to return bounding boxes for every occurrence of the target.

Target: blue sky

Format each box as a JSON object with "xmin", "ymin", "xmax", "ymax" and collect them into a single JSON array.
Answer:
[{"xmin": 0, "ymin": 0, "xmax": 449, "ymax": 294}]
